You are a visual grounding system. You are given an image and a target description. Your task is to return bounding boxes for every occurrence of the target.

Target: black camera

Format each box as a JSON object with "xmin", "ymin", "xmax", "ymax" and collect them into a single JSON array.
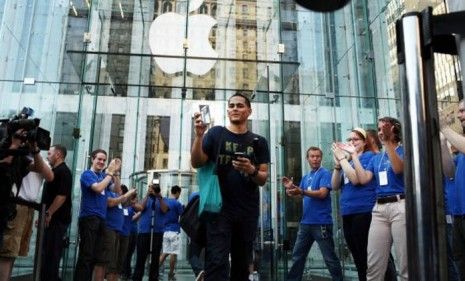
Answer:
[
  {"xmin": 0, "ymin": 107, "xmax": 51, "ymax": 158},
  {"xmin": 0, "ymin": 107, "xmax": 51, "ymax": 243},
  {"xmin": 149, "ymin": 173, "xmax": 161, "ymax": 199}
]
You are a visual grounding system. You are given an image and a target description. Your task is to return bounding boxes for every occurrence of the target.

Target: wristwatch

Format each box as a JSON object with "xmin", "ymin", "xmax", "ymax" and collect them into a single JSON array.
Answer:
[{"xmin": 249, "ymin": 166, "xmax": 259, "ymax": 177}]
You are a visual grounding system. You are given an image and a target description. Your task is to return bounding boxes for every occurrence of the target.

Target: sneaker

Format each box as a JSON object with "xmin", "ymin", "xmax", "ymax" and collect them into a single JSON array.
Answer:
[{"xmin": 195, "ymin": 270, "xmax": 205, "ymax": 281}]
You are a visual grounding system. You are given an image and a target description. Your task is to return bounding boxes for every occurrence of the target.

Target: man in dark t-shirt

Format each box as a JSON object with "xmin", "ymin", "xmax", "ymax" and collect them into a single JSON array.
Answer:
[
  {"xmin": 191, "ymin": 93, "xmax": 270, "ymax": 281},
  {"xmin": 40, "ymin": 144, "xmax": 72, "ymax": 281}
]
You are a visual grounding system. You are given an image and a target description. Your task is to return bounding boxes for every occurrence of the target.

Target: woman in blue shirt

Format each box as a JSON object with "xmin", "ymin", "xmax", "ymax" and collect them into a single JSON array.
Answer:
[
  {"xmin": 332, "ymin": 127, "xmax": 376, "ymax": 281},
  {"xmin": 349, "ymin": 117, "xmax": 407, "ymax": 281}
]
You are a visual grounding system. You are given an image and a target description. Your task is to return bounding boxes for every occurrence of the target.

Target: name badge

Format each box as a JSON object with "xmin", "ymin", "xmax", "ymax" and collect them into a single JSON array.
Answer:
[
  {"xmin": 123, "ymin": 208, "xmax": 129, "ymax": 216},
  {"xmin": 344, "ymin": 175, "xmax": 349, "ymax": 185},
  {"xmin": 446, "ymin": 215, "xmax": 453, "ymax": 224},
  {"xmin": 379, "ymin": 171, "xmax": 388, "ymax": 186}
]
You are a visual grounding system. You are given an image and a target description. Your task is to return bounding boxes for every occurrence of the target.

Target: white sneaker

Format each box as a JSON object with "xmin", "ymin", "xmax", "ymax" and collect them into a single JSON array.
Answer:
[{"xmin": 195, "ymin": 270, "xmax": 205, "ymax": 281}]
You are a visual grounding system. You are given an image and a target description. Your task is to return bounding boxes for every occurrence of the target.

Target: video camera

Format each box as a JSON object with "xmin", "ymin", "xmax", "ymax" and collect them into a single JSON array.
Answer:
[{"xmin": 0, "ymin": 107, "xmax": 51, "ymax": 159}]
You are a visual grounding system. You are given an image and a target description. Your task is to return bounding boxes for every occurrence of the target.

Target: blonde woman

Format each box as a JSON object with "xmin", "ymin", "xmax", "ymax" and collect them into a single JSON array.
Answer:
[{"xmin": 332, "ymin": 128, "xmax": 376, "ymax": 280}]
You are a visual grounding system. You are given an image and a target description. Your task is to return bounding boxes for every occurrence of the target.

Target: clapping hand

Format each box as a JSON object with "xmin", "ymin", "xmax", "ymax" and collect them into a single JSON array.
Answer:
[
  {"xmin": 106, "ymin": 158, "xmax": 122, "ymax": 175},
  {"xmin": 282, "ymin": 176, "xmax": 294, "ymax": 189},
  {"xmin": 378, "ymin": 121, "xmax": 398, "ymax": 143},
  {"xmin": 439, "ymin": 109, "xmax": 455, "ymax": 129},
  {"xmin": 283, "ymin": 176, "xmax": 302, "ymax": 196},
  {"xmin": 337, "ymin": 142, "xmax": 356, "ymax": 155},
  {"xmin": 331, "ymin": 143, "xmax": 347, "ymax": 163},
  {"xmin": 125, "ymin": 188, "xmax": 136, "ymax": 199}
]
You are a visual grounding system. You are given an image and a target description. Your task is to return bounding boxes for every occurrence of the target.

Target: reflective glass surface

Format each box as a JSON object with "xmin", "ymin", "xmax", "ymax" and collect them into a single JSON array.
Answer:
[{"xmin": 0, "ymin": 0, "xmax": 461, "ymax": 279}]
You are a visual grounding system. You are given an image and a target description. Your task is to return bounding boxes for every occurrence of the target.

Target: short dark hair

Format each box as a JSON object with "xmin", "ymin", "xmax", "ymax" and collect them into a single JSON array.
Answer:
[
  {"xmin": 306, "ymin": 146, "xmax": 322, "ymax": 158},
  {"xmin": 90, "ymin": 149, "xmax": 107, "ymax": 159},
  {"xmin": 121, "ymin": 184, "xmax": 128, "ymax": 194},
  {"xmin": 52, "ymin": 144, "xmax": 67, "ymax": 158},
  {"xmin": 171, "ymin": 185, "xmax": 181, "ymax": 194},
  {"xmin": 228, "ymin": 93, "xmax": 251, "ymax": 108}
]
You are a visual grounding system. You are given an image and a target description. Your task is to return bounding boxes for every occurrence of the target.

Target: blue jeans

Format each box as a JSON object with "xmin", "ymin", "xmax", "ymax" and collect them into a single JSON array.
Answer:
[{"xmin": 287, "ymin": 224, "xmax": 343, "ymax": 281}]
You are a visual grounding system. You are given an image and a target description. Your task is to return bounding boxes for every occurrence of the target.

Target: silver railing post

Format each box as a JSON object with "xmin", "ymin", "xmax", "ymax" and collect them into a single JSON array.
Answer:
[
  {"xmin": 397, "ymin": 10, "xmax": 448, "ymax": 281},
  {"xmin": 33, "ymin": 203, "xmax": 47, "ymax": 281}
]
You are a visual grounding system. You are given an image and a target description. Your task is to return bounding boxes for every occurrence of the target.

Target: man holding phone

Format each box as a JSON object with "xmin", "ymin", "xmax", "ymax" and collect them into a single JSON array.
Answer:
[{"xmin": 191, "ymin": 93, "xmax": 270, "ymax": 281}]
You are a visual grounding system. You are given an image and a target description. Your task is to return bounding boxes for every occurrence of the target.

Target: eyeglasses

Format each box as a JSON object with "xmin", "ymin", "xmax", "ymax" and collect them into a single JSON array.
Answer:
[{"xmin": 346, "ymin": 137, "xmax": 361, "ymax": 142}]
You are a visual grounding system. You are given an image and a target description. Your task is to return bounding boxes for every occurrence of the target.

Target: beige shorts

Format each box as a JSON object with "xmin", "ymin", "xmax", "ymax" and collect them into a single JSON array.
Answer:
[
  {"xmin": 162, "ymin": 231, "xmax": 180, "ymax": 255},
  {"xmin": 0, "ymin": 205, "xmax": 35, "ymax": 257}
]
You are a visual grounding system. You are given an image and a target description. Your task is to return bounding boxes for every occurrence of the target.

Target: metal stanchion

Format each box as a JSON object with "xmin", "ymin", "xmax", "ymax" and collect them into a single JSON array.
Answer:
[
  {"xmin": 33, "ymin": 203, "xmax": 46, "ymax": 281},
  {"xmin": 397, "ymin": 12, "xmax": 446, "ymax": 281},
  {"xmin": 396, "ymin": 7, "xmax": 465, "ymax": 280}
]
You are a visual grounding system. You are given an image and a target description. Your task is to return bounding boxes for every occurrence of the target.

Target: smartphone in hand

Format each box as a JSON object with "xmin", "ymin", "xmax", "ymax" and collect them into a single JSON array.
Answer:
[
  {"xmin": 233, "ymin": 151, "xmax": 248, "ymax": 161},
  {"xmin": 199, "ymin": 105, "xmax": 211, "ymax": 125}
]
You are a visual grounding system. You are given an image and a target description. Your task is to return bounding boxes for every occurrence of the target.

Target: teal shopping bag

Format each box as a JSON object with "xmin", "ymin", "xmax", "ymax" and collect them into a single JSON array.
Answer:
[{"xmin": 197, "ymin": 161, "xmax": 222, "ymax": 220}]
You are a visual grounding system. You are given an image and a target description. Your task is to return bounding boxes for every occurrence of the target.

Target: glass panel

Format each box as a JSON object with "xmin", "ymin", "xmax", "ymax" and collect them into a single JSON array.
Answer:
[
  {"xmin": 1, "ymin": 0, "xmax": 460, "ymax": 279},
  {"xmin": 145, "ymin": 116, "xmax": 171, "ymax": 170}
]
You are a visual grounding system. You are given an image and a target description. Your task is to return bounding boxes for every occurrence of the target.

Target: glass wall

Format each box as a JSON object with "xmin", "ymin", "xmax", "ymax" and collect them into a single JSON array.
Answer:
[{"xmin": 0, "ymin": 0, "xmax": 461, "ymax": 279}]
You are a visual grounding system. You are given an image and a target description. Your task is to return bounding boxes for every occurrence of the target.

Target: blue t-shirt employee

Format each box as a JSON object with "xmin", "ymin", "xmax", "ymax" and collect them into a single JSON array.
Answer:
[
  {"xmin": 191, "ymin": 93, "xmax": 270, "ymax": 281},
  {"xmin": 352, "ymin": 117, "xmax": 408, "ymax": 281},
  {"xmin": 283, "ymin": 146, "xmax": 343, "ymax": 281},
  {"xmin": 440, "ymin": 99, "xmax": 465, "ymax": 280},
  {"xmin": 74, "ymin": 149, "xmax": 121, "ymax": 281},
  {"xmin": 131, "ymin": 185, "xmax": 168, "ymax": 281}
]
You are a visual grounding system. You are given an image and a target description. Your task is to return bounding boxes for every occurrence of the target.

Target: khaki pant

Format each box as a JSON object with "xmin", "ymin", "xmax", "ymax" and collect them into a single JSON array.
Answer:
[
  {"xmin": 0, "ymin": 205, "xmax": 34, "ymax": 258},
  {"xmin": 367, "ymin": 200, "xmax": 408, "ymax": 281}
]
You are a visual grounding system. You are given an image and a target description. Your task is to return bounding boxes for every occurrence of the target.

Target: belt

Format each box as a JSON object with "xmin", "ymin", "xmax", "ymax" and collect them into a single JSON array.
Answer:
[{"xmin": 377, "ymin": 194, "xmax": 405, "ymax": 204}]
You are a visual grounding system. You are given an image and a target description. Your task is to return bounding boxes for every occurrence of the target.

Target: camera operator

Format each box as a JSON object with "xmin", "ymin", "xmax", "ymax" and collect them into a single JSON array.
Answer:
[
  {"xmin": 0, "ymin": 130, "xmax": 53, "ymax": 281},
  {"xmin": 131, "ymin": 183, "xmax": 168, "ymax": 281}
]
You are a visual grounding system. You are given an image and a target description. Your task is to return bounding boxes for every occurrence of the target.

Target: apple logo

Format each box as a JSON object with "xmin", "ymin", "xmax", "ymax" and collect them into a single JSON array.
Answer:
[{"xmin": 149, "ymin": 0, "xmax": 218, "ymax": 75}]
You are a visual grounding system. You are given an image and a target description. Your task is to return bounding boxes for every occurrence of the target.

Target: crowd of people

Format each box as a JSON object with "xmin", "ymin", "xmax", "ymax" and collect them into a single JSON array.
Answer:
[
  {"xmin": 280, "ymin": 102, "xmax": 465, "ymax": 281},
  {"xmin": 2, "ymin": 94, "xmax": 465, "ymax": 281},
  {"xmin": 74, "ymin": 149, "xmax": 187, "ymax": 281}
]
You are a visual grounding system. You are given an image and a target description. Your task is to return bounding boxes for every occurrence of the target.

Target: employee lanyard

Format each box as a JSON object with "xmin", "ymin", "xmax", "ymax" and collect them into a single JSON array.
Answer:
[
  {"xmin": 309, "ymin": 166, "xmax": 322, "ymax": 189},
  {"xmin": 377, "ymin": 145, "xmax": 400, "ymax": 173},
  {"xmin": 377, "ymin": 152, "xmax": 387, "ymax": 173}
]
